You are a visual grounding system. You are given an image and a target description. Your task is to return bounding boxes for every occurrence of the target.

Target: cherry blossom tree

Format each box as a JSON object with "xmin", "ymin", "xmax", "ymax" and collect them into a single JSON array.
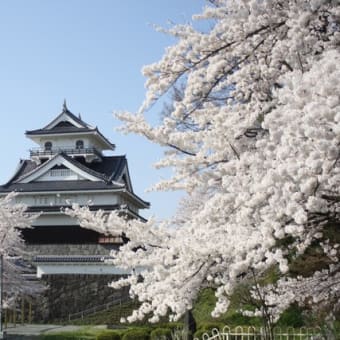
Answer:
[
  {"xmin": 0, "ymin": 193, "xmax": 43, "ymax": 308},
  {"xmin": 69, "ymin": 0, "xmax": 340, "ymax": 333}
]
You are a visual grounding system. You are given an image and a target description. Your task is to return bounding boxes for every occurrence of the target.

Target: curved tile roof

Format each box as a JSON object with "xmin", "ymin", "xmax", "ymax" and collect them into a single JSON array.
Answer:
[
  {"xmin": 0, "ymin": 154, "xmax": 150, "ymax": 208},
  {"xmin": 25, "ymin": 103, "xmax": 115, "ymax": 150},
  {"xmin": 5, "ymin": 154, "xmax": 128, "ymax": 186}
]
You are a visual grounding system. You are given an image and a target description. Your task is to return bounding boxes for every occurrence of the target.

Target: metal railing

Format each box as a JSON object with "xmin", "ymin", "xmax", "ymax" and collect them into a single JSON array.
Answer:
[
  {"xmin": 30, "ymin": 147, "xmax": 101, "ymax": 158},
  {"xmin": 33, "ymin": 255, "xmax": 114, "ymax": 263},
  {"xmin": 196, "ymin": 326, "xmax": 322, "ymax": 340}
]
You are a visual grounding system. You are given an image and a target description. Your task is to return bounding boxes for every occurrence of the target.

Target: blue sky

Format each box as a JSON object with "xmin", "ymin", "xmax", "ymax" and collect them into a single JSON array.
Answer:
[{"xmin": 0, "ymin": 0, "xmax": 207, "ymax": 219}]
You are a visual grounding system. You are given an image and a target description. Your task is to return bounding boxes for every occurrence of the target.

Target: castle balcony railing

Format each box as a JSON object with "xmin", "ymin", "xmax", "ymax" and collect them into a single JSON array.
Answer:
[
  {"xmin": 33, "ymin": 255, "xmax": 114, "ymax": 263},
  {"xmin": 29, "ymin": 146, "xmax": 102, "ymax": 158}
]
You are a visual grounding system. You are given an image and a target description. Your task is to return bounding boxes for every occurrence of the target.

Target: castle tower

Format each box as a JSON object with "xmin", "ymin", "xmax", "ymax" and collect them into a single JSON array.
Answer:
[{"xmin": 0, "ymin": 103, "xmax": 149, "ymax": 319}]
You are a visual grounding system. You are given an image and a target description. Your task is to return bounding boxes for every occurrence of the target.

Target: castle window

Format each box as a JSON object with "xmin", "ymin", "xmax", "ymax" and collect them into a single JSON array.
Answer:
[
  {"xmin": 49, "ymin": 165, "xmax": 72, "ymax": 177},
  {"xmin": 50, "ymin": 168, "xmax": 72, "ymax": 177},
  {"xmin": 76, "ymin": 140, "xmax": 84, "ymax": 149},
  {"xmin": 44, "ymin": 141, "xmax": 52, "ymax": 151}
]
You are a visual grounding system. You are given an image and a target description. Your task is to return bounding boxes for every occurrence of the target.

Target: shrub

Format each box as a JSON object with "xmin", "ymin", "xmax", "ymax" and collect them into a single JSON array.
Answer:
[
  {"xmin": 277, "ymin": 304, "xmax": 304, "ymax": 328},
  {"xmin": 156, "ymin": 322, "xmax": 183, "ymax": 331},
  {"xmin": 96, "ymin": 331, "xmax": 121, "ymax": 340},
  {"xmin": 122, "ymin": 328, "xmax": 150, "ymax": 340},
  {"xmin": 42, "ymin": 334, "xmax": 93, "ymax": 340},
  {"xmin": 198, "ymin": 321, "xmax": 223, "ymax": 332},
  {"xmin": 223, "ymin": 312, "xmax": 261, "ymax": 326},
  {"xmin": 150, "ymin": 328, "xmax": 172, "ymax": 340}
]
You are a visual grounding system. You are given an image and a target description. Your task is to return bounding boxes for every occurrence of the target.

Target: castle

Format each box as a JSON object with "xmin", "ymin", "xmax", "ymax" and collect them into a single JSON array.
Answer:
[{"xmin": 0, "ymin": 102, "xmax": 149, "ymax": 320}]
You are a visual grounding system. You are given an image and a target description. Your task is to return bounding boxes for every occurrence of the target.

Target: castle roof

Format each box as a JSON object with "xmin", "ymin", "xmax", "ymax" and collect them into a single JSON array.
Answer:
[
  {"xmin": 25, "ymin": 101, "xmax": 115, "ymax": 151},
  {"xmin": 0, "ymin": 102, "xmax": 150, "ymax": 213},
  {"xmin": 0, "ymin": 153, "xmax": 149, "ymax": 209}
]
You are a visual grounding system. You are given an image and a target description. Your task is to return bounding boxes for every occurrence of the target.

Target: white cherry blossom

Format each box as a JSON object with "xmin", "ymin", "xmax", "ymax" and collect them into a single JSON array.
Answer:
[
  {"xmin": 70, "ymin": 0, "xmax": 339, "ymax": 325},
  {"xmin": 0, "ymin": 193, "xmax": 43, "ymax": 307}
]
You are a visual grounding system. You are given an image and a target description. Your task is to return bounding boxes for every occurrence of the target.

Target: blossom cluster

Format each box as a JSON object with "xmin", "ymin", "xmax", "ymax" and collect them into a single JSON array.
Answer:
[
  {"xmin": 72, "ymin": 0, "xmax": 340, "ymax": 323},
  {"xmin": 0, "ymin": 193, "xmax": 44, "ymax": 307}
]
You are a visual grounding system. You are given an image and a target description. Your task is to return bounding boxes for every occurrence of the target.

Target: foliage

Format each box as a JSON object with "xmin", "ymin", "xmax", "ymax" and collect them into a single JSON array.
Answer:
[
  {"xmin": 150, "ymin": 328, "xmax": 172, "ymax": 340},
  {"xmin": 198, "ymin": 321, "xmax": 224, "ymax": 332},
  {"xmin": 121, "ymin": 328, "xmax": 150, "ymax": 340},
  {"xmin": 96, "ymin": 331, "xmax": 122, "ymax": 340},
  {"xmin": 222, "ymin": 313, "xmax": 260, "ymax": 327},
  {"xmin": 157, "ymin": 322, "xmax": 183, "ymax": 331},
  {"xmin": 69, "ymin": 0, "xmax": 340, "ymax": 332},
  {"xmin": 42, "ymin": 334, "xmax": 93, "ymax": 340},
  {"xmin": 191, "ymin": 289, "xmax": 217, "ymax": 325},
  {"xmin": 276, "ymin": 304, "xmax": 304, "ymax": 328},
  {"xmin": 41, "ymin": 327, "xmax": 106, "ymax": 340},
  {"xmin": 42, "ymin": 328, "xmax": 148, "ymax": 340},
  {"xmin": 334, "ymin": 321, "xmax": 340, "ymax": 336},
  {"xmin": 192, "ymin": 288, "xmax": 259, "ymax": 327}
]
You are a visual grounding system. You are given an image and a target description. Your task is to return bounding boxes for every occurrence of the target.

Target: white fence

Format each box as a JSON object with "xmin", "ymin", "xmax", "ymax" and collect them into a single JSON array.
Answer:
[{"xmin": 195, "ymin": 326, "xmax": 322, "ymax": 340}]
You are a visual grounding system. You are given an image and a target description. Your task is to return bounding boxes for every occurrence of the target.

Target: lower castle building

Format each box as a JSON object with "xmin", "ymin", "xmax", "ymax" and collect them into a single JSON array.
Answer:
[{"xmin": 0, "ymin": 103, "xmax": 149, "ymax": 320}]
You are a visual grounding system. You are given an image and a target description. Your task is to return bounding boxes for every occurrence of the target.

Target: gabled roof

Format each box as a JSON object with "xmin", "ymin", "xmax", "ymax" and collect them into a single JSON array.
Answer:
[
  {"xmin": 0, "ymin": 153, "xmax": 149, "ymax": 208},
  {"xmin": 43, "ymin": 100, "xmax": 91, "ymax": 129},
  {"xmin": 27, "ymin": 127, "xmax": 94, "ymax": 135},
  {"xmin": 25, "ymin": 101, "xmax": 115, "ymax": 150},
  {"xmin": 14, "ymin": 153, "xmax": 102, "ymax": 184},
  {"xmin": 9, "ymin": 153, "xmax": 127, "ymax": 185}
]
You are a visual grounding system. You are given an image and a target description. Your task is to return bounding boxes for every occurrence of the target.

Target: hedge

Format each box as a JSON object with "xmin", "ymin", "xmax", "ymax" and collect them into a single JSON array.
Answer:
[
  {"xmin": 150, "ymin": 328, "xmax": 172, "ymax": 340},
  {"xmin": 42, "ymin": 334, "xmax": 94, "ymax": 340},
  {"xmin": 96, "ymin": 330, "xmax": 122, "ymax": 340},
  {"xmin": 122, "ymin": 328, "xmax": 150, "ymax": 340},
  {"xmin": 157, "ymin": 322, "xmax": 183, "ymax": 331}
]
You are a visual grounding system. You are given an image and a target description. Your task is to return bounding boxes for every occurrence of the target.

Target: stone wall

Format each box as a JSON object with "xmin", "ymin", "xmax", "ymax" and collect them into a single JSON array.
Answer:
[
  {"xmin": 25, "ymin": 243, "xmax": 128, "ymax": 322},
  {"xmin": 32, "ymin": 274, "xmax": 129, "ymax": 322}
]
